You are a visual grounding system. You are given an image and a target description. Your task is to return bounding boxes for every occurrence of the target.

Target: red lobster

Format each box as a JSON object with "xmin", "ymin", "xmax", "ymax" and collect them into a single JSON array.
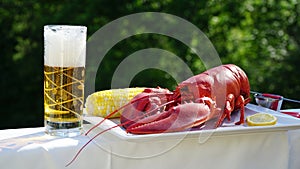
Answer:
[
  {"xmin": 119, "ymin": 64, "xmax": 251, "ymax": 134},
  {"xmin": 66, "ymin": 64, "xmax": 250, "ymax": 166}
]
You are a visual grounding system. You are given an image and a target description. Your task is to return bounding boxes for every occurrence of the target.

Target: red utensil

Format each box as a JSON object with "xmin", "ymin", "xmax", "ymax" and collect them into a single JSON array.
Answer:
[{"xmin": 280, "ymin": 111, "xmax": 300, "ymax": 118}]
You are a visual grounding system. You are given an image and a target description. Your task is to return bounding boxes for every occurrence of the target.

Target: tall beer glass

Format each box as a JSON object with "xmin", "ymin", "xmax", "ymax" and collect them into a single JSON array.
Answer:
[{"xmin": 44, "ymin": 25, "xmax": 87, "ymax": 137}]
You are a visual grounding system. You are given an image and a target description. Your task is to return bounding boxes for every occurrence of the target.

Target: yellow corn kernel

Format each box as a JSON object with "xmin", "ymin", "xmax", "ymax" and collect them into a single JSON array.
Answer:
[{"xmin": 85, "ymin": 88, "xmax": 145, "ymax": 118}]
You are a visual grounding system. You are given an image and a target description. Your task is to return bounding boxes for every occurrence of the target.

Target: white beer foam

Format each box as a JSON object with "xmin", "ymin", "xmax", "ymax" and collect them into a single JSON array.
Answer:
[{"xmin": 44, "ymin": 25, "xmax": 87, "ymax": 67}]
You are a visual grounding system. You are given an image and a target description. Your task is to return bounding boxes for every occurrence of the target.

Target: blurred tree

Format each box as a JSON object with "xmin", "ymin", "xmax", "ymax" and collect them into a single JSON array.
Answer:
[
  {"xmin": 0, "ymin": 0, "xmax": 299, "ymax": 129},
  {"xmin": 205, "ymin": 0, "xmax": 300, "ymax": 108}
]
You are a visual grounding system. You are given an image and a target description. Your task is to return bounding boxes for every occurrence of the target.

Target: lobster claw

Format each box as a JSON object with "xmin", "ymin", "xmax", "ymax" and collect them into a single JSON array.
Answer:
[
  {"xmin": 120, "ymin": 88, "xmax": 172, "ymax": 129},
  {"xmin": 125, "ymin": 102, "xmax": 213, "ymax": 134}
]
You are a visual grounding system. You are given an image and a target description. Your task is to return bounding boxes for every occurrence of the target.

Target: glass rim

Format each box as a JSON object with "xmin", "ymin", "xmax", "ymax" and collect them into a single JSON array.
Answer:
[{"xmin": 44, "ymin": 25, "xmax": 87, "ymax": 30}]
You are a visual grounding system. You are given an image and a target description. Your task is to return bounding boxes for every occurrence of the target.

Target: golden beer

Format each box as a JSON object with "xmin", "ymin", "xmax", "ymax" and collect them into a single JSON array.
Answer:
[
  {"xmin": 44, "ymin": 65, "xmax": 85, "ymax": 130},
  {"xmin": 44, "ymin": 25, "xmax": 86, "ymax": 137}
]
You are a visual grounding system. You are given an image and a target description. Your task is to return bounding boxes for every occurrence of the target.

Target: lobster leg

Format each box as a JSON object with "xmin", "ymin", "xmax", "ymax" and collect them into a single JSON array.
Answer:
[
  {"xmin": 234, "ymin": 95, "xmax": 247, "ymax": 125},
  {"xmin": 215, "ymin": 94, "xmax": 248, "ymax": 127}
]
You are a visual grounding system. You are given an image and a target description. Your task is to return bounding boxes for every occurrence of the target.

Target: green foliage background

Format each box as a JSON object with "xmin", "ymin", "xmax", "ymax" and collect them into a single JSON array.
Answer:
[{"xmin": 0, "ymin": 0, "xmax": 299, "ymax": 129}]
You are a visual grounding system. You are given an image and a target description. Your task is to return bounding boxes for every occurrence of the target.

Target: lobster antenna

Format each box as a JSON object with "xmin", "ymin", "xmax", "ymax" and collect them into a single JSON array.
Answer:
[
  {"xmin": 66, "ymin": 100, "xmax": 175, "ymax": 167},
  {"xmin": 66, "ymin": 124, "xmax": 121, "ymax": 167},
  {"xmin": 85, "ymin": 92, "xmax": 172, "ymax": 135}
]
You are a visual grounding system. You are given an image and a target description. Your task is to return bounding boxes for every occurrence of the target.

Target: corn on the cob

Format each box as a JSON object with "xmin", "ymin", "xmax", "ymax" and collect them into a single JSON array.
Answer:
[{"xmin": 85, "ymin": 88, "xmax": 146, "ymax": 118}]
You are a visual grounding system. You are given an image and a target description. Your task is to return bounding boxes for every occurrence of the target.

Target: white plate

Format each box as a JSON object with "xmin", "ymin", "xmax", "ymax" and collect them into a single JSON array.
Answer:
[{"xmin": 84, "ymin": 104, "xmax": 300, "ymax": 142}]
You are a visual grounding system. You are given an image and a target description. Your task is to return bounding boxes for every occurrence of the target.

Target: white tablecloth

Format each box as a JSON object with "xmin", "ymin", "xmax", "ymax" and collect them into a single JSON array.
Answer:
[{"xmin": 1, "ymin": 125, "xmax": 300, "ymax": 169}]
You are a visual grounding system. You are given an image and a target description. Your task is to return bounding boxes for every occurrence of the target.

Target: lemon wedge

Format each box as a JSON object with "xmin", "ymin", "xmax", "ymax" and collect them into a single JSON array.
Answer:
[{"xmin": 246, "ymin": 113, "xmax": 277, "ymax": 126}]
